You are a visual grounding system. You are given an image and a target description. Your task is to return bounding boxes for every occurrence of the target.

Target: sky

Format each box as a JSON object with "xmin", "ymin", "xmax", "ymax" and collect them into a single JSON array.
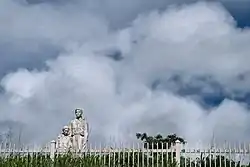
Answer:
[{"xmin": 0, "ymin": 0, "xmax": 250, "ymax": 146}]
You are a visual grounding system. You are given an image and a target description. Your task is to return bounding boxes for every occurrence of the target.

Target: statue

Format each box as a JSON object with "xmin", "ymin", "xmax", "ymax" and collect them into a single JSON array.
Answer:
[
  {"xmin": 56, "ymin": 126, "xmax": 72, "ymax": 152},
  {"xmin": 69, "ymin": 108, "xmax": 89, "ymax": 152}
]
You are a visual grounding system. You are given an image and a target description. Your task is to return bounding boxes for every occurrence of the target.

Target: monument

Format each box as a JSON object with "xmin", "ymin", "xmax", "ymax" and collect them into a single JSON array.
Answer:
[
  {"xmin": 55, "ymin": 126, "xmax": 72, "ymax": 152},
  {"xmin": 55, "ymin": 108, "xmax": 89, "ymax": 152},
  {"xmin": 69, "ymin": 108, "xmax": 89, "ymax": 152}
]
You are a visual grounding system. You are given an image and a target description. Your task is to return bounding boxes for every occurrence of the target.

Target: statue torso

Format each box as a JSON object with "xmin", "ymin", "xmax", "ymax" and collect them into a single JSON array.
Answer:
[
  {"xmin": 70, "ymin": 118, "xmax": 86, "ymax": 135},
  {"xmin": 57, "ymin": 134, "xmax": 71, "ymax": 150}
]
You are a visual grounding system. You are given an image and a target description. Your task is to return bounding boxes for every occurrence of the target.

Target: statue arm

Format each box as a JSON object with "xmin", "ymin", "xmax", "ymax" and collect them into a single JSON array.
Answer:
[
  {"xmin": 79, "ymin": 119, "xmax": 87, "ymax": 136},
  {"xmin": 69, "ymin": 121, "xmax": 74, "ymax": 137},
  {"xmin": 85, "ymin": 123, "xmax": 89, "ymax": 142},
  {"xmin": 80, "ymin": 122, "xmax": 89, "ymax": 141}
]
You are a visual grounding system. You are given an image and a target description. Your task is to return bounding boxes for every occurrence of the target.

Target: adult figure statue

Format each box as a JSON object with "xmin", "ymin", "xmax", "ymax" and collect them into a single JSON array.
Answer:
[
  {"xmin": 56, "ymin": 126, "xmax": 72, "ymax": 152},
  {"xmin": 69, "ymin": 108, "xmax": 89, "ymax": 152}
]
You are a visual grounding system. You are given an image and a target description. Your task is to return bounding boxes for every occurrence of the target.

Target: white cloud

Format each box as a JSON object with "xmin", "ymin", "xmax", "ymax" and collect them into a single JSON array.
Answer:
[
  {"xmin": 1, "ymin": 1, "xmax": 250, "ymax": 146},
  {"xmin": 1, "ymin": 69, "xmax": 46, "ymax": 103}
]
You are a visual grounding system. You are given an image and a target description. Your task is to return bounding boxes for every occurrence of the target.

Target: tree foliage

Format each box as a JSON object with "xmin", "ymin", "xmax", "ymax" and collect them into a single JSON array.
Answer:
[{"xmin": 136, "ymin": 133, "xmax": 186, "ymax": 149}]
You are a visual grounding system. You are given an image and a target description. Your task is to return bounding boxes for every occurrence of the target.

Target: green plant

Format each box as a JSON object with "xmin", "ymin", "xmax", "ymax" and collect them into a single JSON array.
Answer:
[
  {"xmin": 136, "ymin": 133, "xmax": 186, "ymax": 149},
  {"xmin": 0, "ymin": 151, "xmax": 178, "ymax": 167}
]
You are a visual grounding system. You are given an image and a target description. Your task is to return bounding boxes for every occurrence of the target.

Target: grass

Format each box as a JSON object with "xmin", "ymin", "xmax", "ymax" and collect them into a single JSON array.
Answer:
[
  {"xmin": 0, "ymin": 152, "xmax": 177, "ymax": 167},
  {"xmin": 1, "ymin": 151, "xmax": 244, "ymax": 167}
]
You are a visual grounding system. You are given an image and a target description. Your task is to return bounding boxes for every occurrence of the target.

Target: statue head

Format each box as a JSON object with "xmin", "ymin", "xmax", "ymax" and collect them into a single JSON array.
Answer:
[
  {"xmin": 74, "ymin": 108, "xmax": 83, "ymax": 119},
  {"xmin": 62, "ymin": 126, "xmax": 70, "ymax": 136}
]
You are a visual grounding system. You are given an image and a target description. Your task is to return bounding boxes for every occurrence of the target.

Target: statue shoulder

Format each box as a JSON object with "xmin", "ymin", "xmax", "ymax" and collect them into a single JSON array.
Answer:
[
  {"xmin": 57, "ymin": 134, "xmax": 63, "ymax": 139},
  {"xmin": 70, "ymin": 119, "xmax": 76, "ymax": 124}
]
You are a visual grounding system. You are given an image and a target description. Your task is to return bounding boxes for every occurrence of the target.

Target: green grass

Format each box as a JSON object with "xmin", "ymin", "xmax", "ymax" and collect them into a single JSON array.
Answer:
[
  {"xmin": 0, "ymin": 152, "xmax": 177, "ymax": 167},
  {"xmin": 1, "ymin": 152, "xmax": 246, "ymax": 167}
]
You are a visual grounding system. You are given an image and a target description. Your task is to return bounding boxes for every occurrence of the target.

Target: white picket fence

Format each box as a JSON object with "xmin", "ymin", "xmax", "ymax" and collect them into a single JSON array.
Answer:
[{"xmin": 1, "ymin": 140, "xmax": 250, "ymax": 167}]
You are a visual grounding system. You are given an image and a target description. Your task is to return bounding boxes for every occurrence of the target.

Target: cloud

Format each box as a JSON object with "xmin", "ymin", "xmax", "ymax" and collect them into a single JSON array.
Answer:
[
  {"xmin": 0, "ymin": 0, "xmax": 248, "ymax": 78},
  {"xmin": 0, "ymin": 0, "xmax": 109, "ymax": 80},
  {"xmin": 1, "ymin": 0, "xmax": 250, "ymax": 146}
]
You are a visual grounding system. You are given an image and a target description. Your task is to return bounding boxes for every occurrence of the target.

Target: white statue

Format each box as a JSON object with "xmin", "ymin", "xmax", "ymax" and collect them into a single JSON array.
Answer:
[
  {"xmin": 69, "ymin": 108, "xmax": 89, "ymax": 152},
  {"xmin": 56, "ymin": 126, "xmax": 72, "ymax": 152}
]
